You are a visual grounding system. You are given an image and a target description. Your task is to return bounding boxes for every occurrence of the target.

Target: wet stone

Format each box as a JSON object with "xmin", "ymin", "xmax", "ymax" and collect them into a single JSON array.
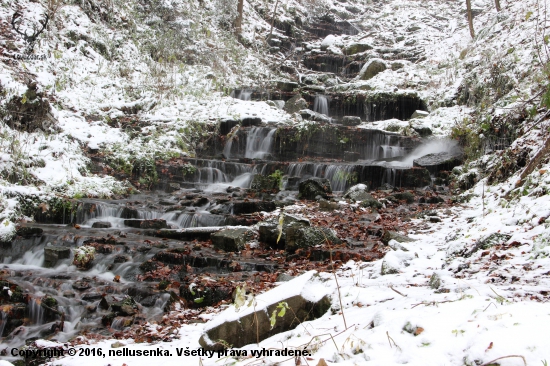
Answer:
[
  {"xmin": 92, "ymin": 221, "xmax": 112, "ymax": 228},
  {"xmin": 44, "ymin": 246, "xmax": 70, "ymax": 267},
  {"xmin": 299, "ymin": 177, "xmax": 332, "ymax": 200},
  {"xmin": 211, "ymin": 228, "xmax": 253, "ymax": 252},
  {"xmin": 123, "ymin": 219, "xmax": 168, "ymax": 229},
  {"xmin": 382, "ymin": 230, "xmax": 416, "ymax": 245},
  {"xmin": 16, "ymin": 227, "xmax": 43, "ymax": 238},
  {"xmin": 342, "ymin": 116, "xmax": 361, "ymax": 126},
  {"xmin": 72, "ymin": 280, "xmax": 91, "ymax": 291},
  {"xmin": 82, "ymin": 292, "xmax": 103, "ymax": 302},
  {"xmin": 285, "ymin": 226, "xmax": 341, "ymax": 252}
]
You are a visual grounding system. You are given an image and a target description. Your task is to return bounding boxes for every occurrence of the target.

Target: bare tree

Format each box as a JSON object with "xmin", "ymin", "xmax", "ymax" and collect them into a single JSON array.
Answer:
[
  {"xmin": 235, "ymin": 0, "xmax": 244, "ymax": 35},
  {"xmin": 466, "ymin": 0, "xmax": 475, "ymax": 38},
  {"xmin": 494, "ymin": 0, "xmax": 501, "ymax": 11},
  {"xmin": 268, "ymin": 0, "xmax": 280, "ymax": 40}
]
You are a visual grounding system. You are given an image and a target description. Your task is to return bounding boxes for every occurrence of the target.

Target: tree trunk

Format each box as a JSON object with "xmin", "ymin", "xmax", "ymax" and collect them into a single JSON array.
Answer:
[
  {"xmin": 466, "ymin": 0, "xmax": 475, "ymax": 38},
  {"xmin": 268, "ymin": 0, "xmax": 280, "ymax": 41},
  {"xmin": 494, "ymin": 0, "xmax": 501, "ymax": 12},
  {"xmin": 235, "ymin": 0, "xmax": 244, "ymax": 35}
]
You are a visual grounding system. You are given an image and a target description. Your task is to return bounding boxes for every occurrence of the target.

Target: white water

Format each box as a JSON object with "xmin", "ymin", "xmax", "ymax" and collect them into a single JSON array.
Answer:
[
  {"xmin": 245, "ymin": 127, "xmax": 276, "ymax": 159},
  {"xmin": 390, "ymin": 138, "xmax": 460, "ymax": 167},
  {"xmin": 313, "ymin": 95, "xmax": 329, "ymax": 116}
]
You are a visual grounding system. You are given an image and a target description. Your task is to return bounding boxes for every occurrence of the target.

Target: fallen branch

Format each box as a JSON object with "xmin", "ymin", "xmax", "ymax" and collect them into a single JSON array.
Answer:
[
  {"xmin": 389, "ymin": 286, "xmax": 407, "ymax": 297},
  {"xmin": 480, "ymin": 355, "xmax": 526, "ymax": 366}
]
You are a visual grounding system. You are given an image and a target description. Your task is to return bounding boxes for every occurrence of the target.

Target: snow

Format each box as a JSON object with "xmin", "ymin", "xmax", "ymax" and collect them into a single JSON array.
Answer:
[{"xmin": 1, "ymin": 0, "xmax": 550, "ymax": 364}]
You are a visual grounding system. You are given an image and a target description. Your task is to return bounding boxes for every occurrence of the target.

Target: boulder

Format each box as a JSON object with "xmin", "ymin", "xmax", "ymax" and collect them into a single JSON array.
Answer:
[
  {"xmin": 199, "ymin": 271, "xmax": 331, "ymax": 350},
  {"xmin": 381, "ymin": 230, "xmax": 416, "ymax": 245},
  {"xmin": 413, "ymin": 151, "xmax": 463, "ymax": 175},
  {"xmin": 342, "ymin": 116, "xmax": 361, "ymax": 126},
  {"xmin": 390, "ymin": 191, "xmax": 415, "ymax": 204},
  {"xmin": 211, "ymin": 228, "xmax": 253, "ymax": 252},
  {"xmin": 298, "ymin": 177, "xmax": 332, "ymax": 200},
  {"xmin": 180, "ymin": 282, "xmax": 235, "ymax": 308},
  {"xmin": 358, "ymin": 58, "xmax": 387, "ymax": 80},
  {"xmin": 345, "ymin": 42, "xmax": 373, "ymax": 55},
  {"xmin": 284, "ymin": 94, "xmax": 308, "ymax": 114},
  {"xmin": 16, "ymin": 227, "xmax": 43, "ymax": 238},
  {"xmin": 123, "ymin": 219, "xmax": 168, "ymax": 229},
  {"xmin": 231, "ymin": 201, "xmax": 276, "ymax": 214},
  {"xmin": 73, "ymin": 246, "xmax": 96, "ymax": 270},
  {"xmin": 44, "ymin": 246, "xmax": 71, "ymax": 267},
  {"xmin": 464, "ymin": 233, "xmax": 511, "ymax": 257},
  {"xmin": 251, "ymin": 174, "xmax": 280, "ymax": 191},
  {"xmin": 299, "ymin": 109, "xmax": 332, "ymax": 124},
  {"xmin": 286, "ymin": 226, "xmax": 341, "ymax": 252},
  {"xmin": 343, "ymin": 183, "xmax": 370, "ymax": 201},
  {"xmin": 277, "ymin": 81, "xmax": 299, "ymax": 92},
  {"xmin": 165, "ymin": 182, "xmax": 181, "ymax": 193},
  {"xmin": 258, "ymin": 213, "xmax": 310, "ymax": 248},
  {"xmin": 92, "ymin": 221, "xmax": 112, "ymax": 228}
]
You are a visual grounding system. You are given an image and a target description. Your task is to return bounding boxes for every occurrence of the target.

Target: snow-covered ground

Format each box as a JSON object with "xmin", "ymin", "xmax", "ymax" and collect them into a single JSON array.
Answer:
[{"xmin": 1, "ymin": 0, "xmax": 550, "ymax": 364}]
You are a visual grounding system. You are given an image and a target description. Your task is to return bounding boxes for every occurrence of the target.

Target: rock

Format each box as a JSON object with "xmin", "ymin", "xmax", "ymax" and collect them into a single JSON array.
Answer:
[
  {"xmin": 267, "ymin": 100, "xmax": 285, "ymax": 109},
  {"xmin": 144, "ymin": 227, "xmax": 220, "ymax": 241},
  {"xmin": 123, "ymin": 219, "xmax": 168, "ymax": 229},
  {"xmin": 277, "ymin": 81, "xmax": 299, "ymax": 92},
  {"xmin": 428, "ymin": 216, "xmax": 442, "ymax": 223},
  {"xmin": 341, "ymin": 116, "xmax": 361, "ymax": 126},
  {"xmin": 319, "ymin": 198, "xmax": 339, "ymax": 210},
  {"xmin": 391, "ymin": 192, "xmax": 415, "ymax": 204},
  {"xmin": 358, "ymin": 58, "xmax": 387, "ymax": 80},
  {"xmin": 464, "ymin": 233, "xmax": 512, "ymax": 257},
  {"xmin": 388, "ymin": 239, "xmax": 409, "ymax": 252},
  {"xmin": 251, "ymin": 174, "xmax": 280, "ymax": 191},
  {"xmin": 231, "ymin": 201, "xmax": 276, "ymax": 214},
  {"xmin": 429, "ymin": 272, "xmax": 441, "ymax": 289},
  {"xmin": 92, "ymin": 221, "xmax": 112, "ymax": 228},
  {"xmin": 380, "ymin": 259, "xmax": 399, "ymax": 275},
  {"xmin": 427, "ymin": 196, "xmax": 445, "ymax": 204},
  {"xmin": 180, "ymin": 283, "xmax": 235, "ymax": 308},
  {"xmin": 285, "ymin": 226, "xmax": 341, "ymax": 252},
  {"xmin": 412, "ymin": 126, "xmax": 432, "ymax": 136},
  {"xmin": 72, "ymin": 280, "xmax": 91, "ymax": 291},
  {"xmin": 299, "ymin": 109, "xmax": 332, "ymax": 124},
  {"xmin": 211, "ymin": 228, "xmax": 253, "ymax": 252},
  {"xmin": 165, "ymin": 182, "xmax": 181, "ymax": 193},
  {"xmin": 199, "ymin": 271, "xmax": 331, "ymax": 350},
  {"xmin": 345, "ymin": 42, "xmax": 373, "ymax": 55},
  {"xmin": 284, "ymin": 94, "xmax": 308, "ymax": 114},
  {"xmin": 413, "ymin": 151, "xmax": 463, "ymax": 175},
  {"xmin": 73, "ymin": 246, "xmax": 95, "ymax": 270},
  {"xmin": 299, "ymin": 177, "xmax": 332, "ymax": 200},
  {"xmin": 410, "ymin": 110, "xmax": 429, "ymax": 119},
  {"xmin": 258, "ymin": 214, "xmax": 310, "ymax": 248},
  {"xmin": 343, "ymin": 184, "xmax": 370, "ymax": 201},
  {"xmin": 381, "ymin": 231, "xmax": 416, "ymax": 245},
  {"xmin": 120, "ymin": 207, "xmax": 138, "ymax": 219},
  {"xmin": 82, "ymin": 292, "xmax": 103, "ymax": 301},
  {"xmin": 16, "ymin": 227, "xmax": 43, "ymax": 238},
  {"xmin": 110, "ymin": 296, "xmax": 138, "ymax": 316},
  {"xmin": 44, "ymin": 246, "xmax": 71, "ymax": 267}
]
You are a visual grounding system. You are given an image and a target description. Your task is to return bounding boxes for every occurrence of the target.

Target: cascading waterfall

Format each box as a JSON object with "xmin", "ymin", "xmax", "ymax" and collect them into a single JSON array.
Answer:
[
  {"xmin": 29, "ymin": 298, "xmax": 45, "ymax": 325},
  {"xmin": 313, "ymin": 95, "xmax": 329, "ymax": 116},
  {"xmin": 238, "ymin": 89, "xmax": 253, "ymax": 101},
  {"xmin": 245, "ymin": 127, "xmax": 276, "ymax": 159}
]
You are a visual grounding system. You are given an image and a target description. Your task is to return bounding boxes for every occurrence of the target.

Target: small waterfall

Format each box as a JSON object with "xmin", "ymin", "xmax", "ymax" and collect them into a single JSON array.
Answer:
[
  {"xmin": 198, "ymin": 167, "xmax": 228, "ymax": 184},
  {"xmin": 244, "ymin": 127, "xmax": 276, "ymax": 159},
  {"xmin": 29, "ymin": 298, "xmax": 45, "ymax": 325},
  {"xmin": 313, "ymin": 95, "xmax": 329, "ymax": 116},
  {"xmin": 238, "ymin": 89, "xmax": 253, "ymax": 101},
  {"xmin": 222, "ymin": 126, "xmax": 239, "ymax": 159}
]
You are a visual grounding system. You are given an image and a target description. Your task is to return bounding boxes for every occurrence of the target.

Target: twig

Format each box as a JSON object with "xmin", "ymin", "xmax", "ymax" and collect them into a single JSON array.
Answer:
[
  {"xmin": 386, "ymin": 331, "xmax": 401, "ymax": 352},
  {"xmin": 483, "ymin": 302, "xmax": 497, "ymax": 312},
  {"xmin": 389, "ymin": 286, "xmax": 407, "ymax": 297},
  {"xmin": 480, "ymin": 355, "xmax": 527, "ymax": 366}
]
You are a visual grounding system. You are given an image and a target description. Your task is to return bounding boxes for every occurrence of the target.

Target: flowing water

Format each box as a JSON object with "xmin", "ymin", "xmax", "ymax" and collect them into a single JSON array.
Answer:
[{"xmin": 313, "ymin": 95, "xmax": 329, "ymax": 116}]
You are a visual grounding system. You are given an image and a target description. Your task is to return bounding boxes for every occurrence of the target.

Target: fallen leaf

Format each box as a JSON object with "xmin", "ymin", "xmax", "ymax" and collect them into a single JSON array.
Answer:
[
  {"xmin": 485, "ymin": 341, "xmax": 493, "ymax": 351},
  {"xmin": 316, "ymin": 359, "xmax": 328, "ymax": 366},
  {"xmin": 414, "ymin": 327, "xmax": 424, "ymax": 336}
]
